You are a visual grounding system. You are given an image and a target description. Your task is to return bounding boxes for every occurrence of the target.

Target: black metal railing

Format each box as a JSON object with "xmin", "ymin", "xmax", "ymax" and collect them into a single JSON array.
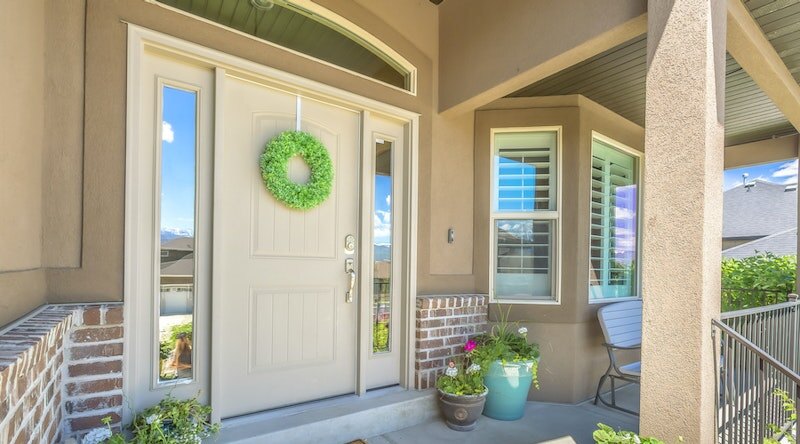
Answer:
[{"xmin": 714, "ymin": 297, "xmax": 800, "ymax": 443}]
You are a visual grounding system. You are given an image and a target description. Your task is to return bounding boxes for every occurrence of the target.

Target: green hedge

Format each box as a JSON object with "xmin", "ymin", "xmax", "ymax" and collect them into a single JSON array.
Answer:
[{"xmin": 721, "ymin": 252, "xmax": 795, "ymax": 311}]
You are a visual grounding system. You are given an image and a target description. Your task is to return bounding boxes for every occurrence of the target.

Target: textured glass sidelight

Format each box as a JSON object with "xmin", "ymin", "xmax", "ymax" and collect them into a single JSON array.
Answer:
[
  {"xmin": 372, "ymin": 139, "xmax": 393, "ymax": 353},
  {"xmin": 157, "ymin": 86, "xmax": 198, "ymax": 383}
]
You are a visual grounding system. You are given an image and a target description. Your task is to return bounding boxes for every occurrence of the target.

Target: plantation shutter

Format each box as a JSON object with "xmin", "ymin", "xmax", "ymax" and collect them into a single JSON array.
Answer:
[
  {"xmin": 494, "ymin": 131, "xmax": 557, "ymax": 212},
  {"xmin": 590, "ymin": 139, "xmax": 638, "ymax": 300}
]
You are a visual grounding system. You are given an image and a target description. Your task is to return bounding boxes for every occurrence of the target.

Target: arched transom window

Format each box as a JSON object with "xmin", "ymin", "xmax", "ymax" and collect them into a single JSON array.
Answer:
[{"xmin": 154, "ymin": 0, "xmax": 417, "ymax": 93}]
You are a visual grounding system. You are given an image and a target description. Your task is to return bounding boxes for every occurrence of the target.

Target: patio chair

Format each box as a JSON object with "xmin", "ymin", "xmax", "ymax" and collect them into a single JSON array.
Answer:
[{"xmin": 593, "ymin": 300, "xmax": 642, "ymax": 416}]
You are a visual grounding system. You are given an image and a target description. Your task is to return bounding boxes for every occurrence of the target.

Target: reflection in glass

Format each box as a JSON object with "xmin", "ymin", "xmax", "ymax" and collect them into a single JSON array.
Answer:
[
  {"xmin": 589, "ymin": 138, "xmax": 638, "ymax": 300},
  {"xmin": 494, "ymin": 131, "xmax": 557, "ymax": 212},
  {"xmin": 157, "ymin": 86, "xmax": 197, "ymax": 383},
  {"xmin": 494, "ymin": 219, "xmax": 553, "ymax": 300},
  {"xmin": 373, "ymin": 140, "xmax": 392, "ymax": 353}
]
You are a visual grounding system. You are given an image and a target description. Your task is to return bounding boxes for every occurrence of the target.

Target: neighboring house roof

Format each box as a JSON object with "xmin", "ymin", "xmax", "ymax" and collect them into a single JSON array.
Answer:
[
  {"xmin": 160, "ymin": 236, "xmax": 194, "ymax": 251},
  {"xmin": 722, "ymin": 228, "xmax": 797, "ymax": 259},
  {"xmin": 723, "ymin": 180, "xmax": 796, "ymax": 239},
  {"xmin": 161, "ymin": 253, "xmax": 194, "ymax": 276}
]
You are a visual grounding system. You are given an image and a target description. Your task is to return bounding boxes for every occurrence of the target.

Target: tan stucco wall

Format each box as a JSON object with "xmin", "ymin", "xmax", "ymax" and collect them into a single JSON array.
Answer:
[
  {"xmin": 725, "ymin": 134, "xmax": 799, "ymax": 169},
  {"xmin": 0, "ymin": 1, "xmax": 48, "ymax": 326},
  {"xmin": 438, "ymin": 0, "xmax": 647, "ymax": 114},
  {"xmin": 474, "ymin": 96, "xmax": 644, "ymax": 403},
  {"xmin": 41, "ymin": 0, "xmax": 482, "ymax": 303}
]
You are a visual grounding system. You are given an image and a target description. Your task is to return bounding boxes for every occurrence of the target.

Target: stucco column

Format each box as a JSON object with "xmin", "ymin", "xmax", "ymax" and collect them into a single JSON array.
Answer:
[{"xmin": 640, "ymin": 0, "xmax": 726, "ymax": 440}]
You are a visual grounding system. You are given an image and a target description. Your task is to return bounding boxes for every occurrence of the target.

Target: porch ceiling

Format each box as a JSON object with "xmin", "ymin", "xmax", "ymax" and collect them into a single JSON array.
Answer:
[{"xmin": 509, "ymin": 33, "xmax": 799, "ymax": 147}]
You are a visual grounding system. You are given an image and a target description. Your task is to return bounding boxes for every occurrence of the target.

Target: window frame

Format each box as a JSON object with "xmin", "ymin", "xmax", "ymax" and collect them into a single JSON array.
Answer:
[
  {"xmin": 146, "ymin": 0, "xmax": 418, "ymax": 96},
  {"xmin": 587, "ymin": 131, "xmax": 643, "ymax": 305},
  {"xmin": 489, "ymin": 126, "xmax": 562, "ymax": 305}
]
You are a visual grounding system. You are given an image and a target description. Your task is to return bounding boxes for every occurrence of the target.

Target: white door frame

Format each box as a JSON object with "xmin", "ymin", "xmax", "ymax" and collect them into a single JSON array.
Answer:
[{"xmin": 124, "ymin": 25, "xmax": 419, "ymax": 422}]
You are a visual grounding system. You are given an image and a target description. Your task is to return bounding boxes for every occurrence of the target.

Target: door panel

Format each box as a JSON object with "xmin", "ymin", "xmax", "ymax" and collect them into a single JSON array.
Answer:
[{"xmin": 216, "ymin": 74, "xmax": 361, "ymax": 418}]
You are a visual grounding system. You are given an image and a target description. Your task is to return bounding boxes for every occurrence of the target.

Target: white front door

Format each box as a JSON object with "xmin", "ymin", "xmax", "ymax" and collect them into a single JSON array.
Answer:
[
  {"xmin": 127, "ymin": 30, "xmax": 417, "ymax": 423},
  {"xmin": 214, "ymin": 73, "xmax": 361, "ymax": 418}
]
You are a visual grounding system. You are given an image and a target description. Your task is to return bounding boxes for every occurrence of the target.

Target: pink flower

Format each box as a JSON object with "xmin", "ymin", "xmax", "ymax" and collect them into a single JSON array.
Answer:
[
  {"xmin": 448, "ymin": 361, "xmax": 456, "ymax": 368},
  {"xmin": 464, "ymin": 340, "xmax": 477, "ymax": 352}
]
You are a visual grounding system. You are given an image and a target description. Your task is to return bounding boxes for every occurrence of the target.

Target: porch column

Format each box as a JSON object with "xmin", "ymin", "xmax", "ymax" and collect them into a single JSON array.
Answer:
[{"xmin": 640, "ymin": 0, "xmax": 726, "ymax": 441}]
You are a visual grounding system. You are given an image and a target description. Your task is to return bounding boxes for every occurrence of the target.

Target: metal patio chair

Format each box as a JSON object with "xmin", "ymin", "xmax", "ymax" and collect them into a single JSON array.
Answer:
[{"xmin": 593, "ymin": 300, "xmax": 642, "ymax": 416}]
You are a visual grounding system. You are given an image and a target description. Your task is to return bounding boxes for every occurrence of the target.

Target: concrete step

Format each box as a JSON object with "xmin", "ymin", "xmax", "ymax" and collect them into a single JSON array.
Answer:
[{"xmin": 214, "ymin": 388, "xmax": 439, "ymax": 444}]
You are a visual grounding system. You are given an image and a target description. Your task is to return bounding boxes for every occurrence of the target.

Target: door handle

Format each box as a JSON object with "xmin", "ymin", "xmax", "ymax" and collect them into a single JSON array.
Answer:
[{"xmin": 345, "ymin": 258, "xmax": 355, "ymax": 303}]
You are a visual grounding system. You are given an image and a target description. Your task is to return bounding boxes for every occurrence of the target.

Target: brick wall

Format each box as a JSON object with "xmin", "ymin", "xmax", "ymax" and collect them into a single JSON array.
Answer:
[
  {"xmin": 63, "ymin": 305, "xmax": 124, "ymax": 439},
  {"xmin": 0, "ymin": 304, "xmax": 123, "ymax": 444},
  {"xmin": 415, "ymin": 295, "xmax": 488, "ymax": 389}
]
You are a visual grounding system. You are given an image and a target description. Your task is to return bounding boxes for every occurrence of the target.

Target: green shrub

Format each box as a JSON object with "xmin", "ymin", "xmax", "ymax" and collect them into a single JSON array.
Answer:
[
  {"xmin": 721, "ymin": 252, "xmax": 795, "ymax": 311},
  {"xmin": 373, "ymin": 322, "xmax": 389, "ymax": 352},
  {"xmin": 593, "ymin": 423, "xmax": 668, "ymax": 444}
]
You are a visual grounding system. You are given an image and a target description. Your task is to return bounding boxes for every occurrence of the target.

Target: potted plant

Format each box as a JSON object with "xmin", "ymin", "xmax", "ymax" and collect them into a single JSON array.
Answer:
[
  {"xmin": 435, "ymin": 339, "xmax": 488, "ymax": 431},
  {"xmin": 472, "ymin": 306, "xmax": 540, "ymax": 421}
]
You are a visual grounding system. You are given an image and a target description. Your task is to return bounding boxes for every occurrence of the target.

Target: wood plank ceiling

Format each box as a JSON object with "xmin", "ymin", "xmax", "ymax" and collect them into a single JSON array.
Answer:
[
  {"xmin": 157, "ymin": 0, "xmax": 407, "ymax": 89},
  {"xmin": 509, "ymin": 32, "xmax": 798, "ymax": 147}
]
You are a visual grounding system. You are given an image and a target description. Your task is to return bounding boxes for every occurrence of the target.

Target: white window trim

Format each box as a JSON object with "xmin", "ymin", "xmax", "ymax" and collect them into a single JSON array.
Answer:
[
  {"xmin": 588, "ymin": 131, "xmax": 644, "ymax": 305},
  {"xmin": 144, "ymin": 0, "xmax": 418, "ymax": 96},
  {"xmin": 489, "ymin": 126, "xmax": 562, "ymax": 305}
]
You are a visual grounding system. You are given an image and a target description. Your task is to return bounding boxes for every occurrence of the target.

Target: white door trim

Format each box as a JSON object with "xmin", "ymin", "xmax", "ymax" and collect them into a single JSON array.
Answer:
[{"xmin": 124, "ymin": 24, "xmax": 420, "ymax": 423}]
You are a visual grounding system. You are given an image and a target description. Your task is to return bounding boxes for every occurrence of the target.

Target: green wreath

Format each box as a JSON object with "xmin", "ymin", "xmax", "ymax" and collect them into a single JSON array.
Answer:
[{"xmin": 259, "ymin": 131, "xmax": 334, "ymax": 210}]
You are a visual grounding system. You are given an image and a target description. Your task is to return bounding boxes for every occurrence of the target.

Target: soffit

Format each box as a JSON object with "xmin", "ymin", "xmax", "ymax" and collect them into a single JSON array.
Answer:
[
  {"xmin": 509, "ymin": 34, "xmax": 798, "ymax": 147},
  {"xmin": 745, "ymin": 0, "xmax": 800, "ymax": 84}
]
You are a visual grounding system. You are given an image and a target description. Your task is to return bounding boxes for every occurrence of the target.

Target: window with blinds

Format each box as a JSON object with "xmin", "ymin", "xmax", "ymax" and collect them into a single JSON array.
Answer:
[
  {"xmin": 589, "ymin": 137, "xmax": 639, "ymax": 301},
  {"xmin": 494, "ymin": 132, "xmax": 557, "ymax": 212},
  {"xmin": 492, "ymin": 129, "xmax": 559, "ymax": 302}
]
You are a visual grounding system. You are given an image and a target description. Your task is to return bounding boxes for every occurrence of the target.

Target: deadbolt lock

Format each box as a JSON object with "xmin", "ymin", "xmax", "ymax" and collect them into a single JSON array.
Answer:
[{"xmin": 344, "ymin": 234, "xmax": 356, "ymax": 254}]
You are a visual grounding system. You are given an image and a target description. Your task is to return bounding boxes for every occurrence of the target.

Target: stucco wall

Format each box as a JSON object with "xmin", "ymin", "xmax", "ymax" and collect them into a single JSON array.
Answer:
[
  {"xmin": 40, "ymin": 0, "xmax": 478, "ymax": 303},
  {"xmin": 0, "ymin": 1, "xmax": 48, "ymax": 326},
  {"xmin": 438, "ymin": 0, "xmax": 647, "ymax": 114},
  {"xmin": 474, "ymin": 96, "xmax": 644, "ymax": 403}
]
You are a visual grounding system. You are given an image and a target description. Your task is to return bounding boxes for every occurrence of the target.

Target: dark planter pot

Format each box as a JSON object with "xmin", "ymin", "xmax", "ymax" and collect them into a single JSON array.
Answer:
[
  {"xmin": 437, "ymin": 387, "xmax": 488, "ymax": 431},
  {"xmin": 482, "ymin": 359, "xmax": 536, "ymax": 420}
]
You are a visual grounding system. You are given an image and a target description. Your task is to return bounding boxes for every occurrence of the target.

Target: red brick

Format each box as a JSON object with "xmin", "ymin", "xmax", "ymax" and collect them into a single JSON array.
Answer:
[
  {"xmin": 414, "ymin": 359, "xmax": 444, "ymax": 370},
  {"xmin": 12, "ymin": 423, "xmax": 30, "ymax": 444},
  {"xmin": 71, "ymin": 343, "xmax": 123, "ymax": 360},
  {"xmin": 66, "ymin": 378, "xmax": 123, "ymax": 396},
  {"xmin": 105, "ymin": 307, "xmax": 123, "ymax": 325},
  {"xmin": 65, "ymin": 394, "xmax": 123, "ymax": 414},
  {"xmin": 71, "ymin": 327, "xmax": 123, "ymax": 343},
  {"xmin": 417, "ymin": 319, "xmax": 444, "ymax": 329},
  {"xmin": 69, "ymin": 412, "xmax": 121, "ymax": 433},
  {"xmin": 416, "ymin": 339, "xmax": 443, "ymax": 349},
  {"xmin": 446, "ymin": 336, "xmax": 466, "ymax": 346},
  {"xmin": 82, "ymin": 309, "xmax": 102, "ymax": 326},
  {"xmin": 68, "ymin": 360, "xmax": 122, "ymax": 377},
  {"xmin": 428, "ymin": 348, "xmax": 452, "ymax": 359}
]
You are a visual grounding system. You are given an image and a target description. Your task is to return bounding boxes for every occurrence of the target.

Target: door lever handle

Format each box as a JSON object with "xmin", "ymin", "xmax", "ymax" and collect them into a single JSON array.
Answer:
[{"xmin": 345, "ymin": 258, "xmax": 355, "ymax": 303}]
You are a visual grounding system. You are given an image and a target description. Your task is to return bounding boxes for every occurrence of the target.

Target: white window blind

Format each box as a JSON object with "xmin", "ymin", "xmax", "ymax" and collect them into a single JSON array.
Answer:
[
  {"xmin": 494, "ymin": 132, "xmax": 557, "ymax": 212},
  {"xmin": 589, "ymin": 137, "xmax": 639, "ymax": 301},
  {"xmin": 492, "ymin": 129, "xmax": 559, "ymax": 302}
]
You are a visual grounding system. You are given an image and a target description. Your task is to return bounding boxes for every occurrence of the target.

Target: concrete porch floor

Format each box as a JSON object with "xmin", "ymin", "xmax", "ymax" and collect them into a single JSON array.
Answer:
[{"xmin": 366, "ymin": 384, "xmax": 640, "ymax": 444}]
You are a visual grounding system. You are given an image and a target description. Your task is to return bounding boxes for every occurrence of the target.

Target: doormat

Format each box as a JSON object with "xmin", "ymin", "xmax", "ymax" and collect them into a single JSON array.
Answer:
[{"xmin": 347, "ymin": 440, "xmax": 367, "ymax": 444}]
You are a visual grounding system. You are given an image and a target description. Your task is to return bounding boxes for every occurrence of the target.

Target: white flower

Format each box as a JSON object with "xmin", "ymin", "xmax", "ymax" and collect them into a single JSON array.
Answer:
[
  {"xmin": 82, "ymin": 428, "xmax": 112, "ymax": 444},
  {"xmin": 466, "ymin": 363, "xmax": 481, "ymax": 374},
  {"xmin": 518, "ymin": 327, "xmax": 528, "ymax": 335},
  {"xmin": 145, "ymin": 414, "xmax": 159, "ymax": 425},
  {"xmin": 445, "ymin": 367, "xmax": 458, "ymax": 377}
]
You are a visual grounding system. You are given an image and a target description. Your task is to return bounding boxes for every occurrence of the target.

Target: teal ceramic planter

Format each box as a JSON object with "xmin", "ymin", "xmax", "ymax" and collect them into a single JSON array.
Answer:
[{"xmin": 482, "ymin": 360, "xmax": 535, "ymax": 420}]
